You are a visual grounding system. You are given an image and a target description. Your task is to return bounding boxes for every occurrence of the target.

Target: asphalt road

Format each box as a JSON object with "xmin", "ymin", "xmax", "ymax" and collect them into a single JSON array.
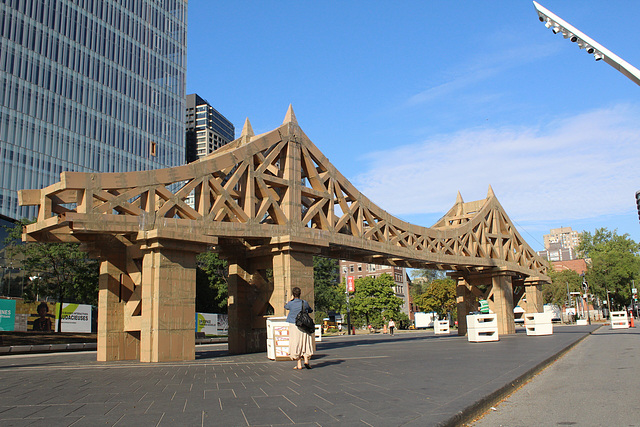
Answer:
[
  {"xmin": 471, "ymin": 325, "xmax": 640, "ymax": 426},
  {"xmin": 0, "ymin": 325, "xmax": 599, "ymax": 426}
]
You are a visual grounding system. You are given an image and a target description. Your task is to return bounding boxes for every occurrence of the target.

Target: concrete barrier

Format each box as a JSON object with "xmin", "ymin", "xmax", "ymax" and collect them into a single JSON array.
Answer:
[
  {"xmin": 610, "ymin": 311, "xmax": 629, "ymax": 329},
  {"xmin": 524, "ymin": 312, "xmax": 553, "ymax": 336},
  {"xmin": 434, "ymin": 320, "xmax": 450, "ymax": 335},
  {"xmin": 466, "ymin": 314, "xmax": 499, "ymax": 342}
]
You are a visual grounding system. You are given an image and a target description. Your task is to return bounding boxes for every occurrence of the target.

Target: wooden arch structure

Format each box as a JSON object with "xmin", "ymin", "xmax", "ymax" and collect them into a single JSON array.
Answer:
[{"xmin": 19, "ymin": 106, "xmax": 549, "ymax": 362}]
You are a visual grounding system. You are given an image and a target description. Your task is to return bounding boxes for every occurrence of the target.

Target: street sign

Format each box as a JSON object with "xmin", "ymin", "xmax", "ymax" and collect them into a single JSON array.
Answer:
[
  {"xmin": 632, "ymin": 288, "xmax": 637, "ymax": 294},
  {"xmin": 347, "ymin": 276, "xmax": 355, "ymax": 293}
]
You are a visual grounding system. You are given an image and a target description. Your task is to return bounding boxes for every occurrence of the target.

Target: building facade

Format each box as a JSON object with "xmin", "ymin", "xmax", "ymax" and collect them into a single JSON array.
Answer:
[
  {"xmin": 538, "ymin": 227, "xmax": 581, "ymax": 261},
  {"xmin": 0, "ymin": 0, "xmax": 188, "ymax": 220},
  {"xmin": 185, "ymin": 93, "xmax": 234, "ymax": 163},
  {"xmin": 339, "ymin": 260, "xmax": 411, "ymax": 319}
]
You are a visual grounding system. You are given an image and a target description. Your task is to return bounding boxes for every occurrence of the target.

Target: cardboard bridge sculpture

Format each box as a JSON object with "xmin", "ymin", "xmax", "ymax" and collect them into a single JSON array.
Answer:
[{"xmin": 19, "ymin": 106, "xmax": 550, "ymax": 362}]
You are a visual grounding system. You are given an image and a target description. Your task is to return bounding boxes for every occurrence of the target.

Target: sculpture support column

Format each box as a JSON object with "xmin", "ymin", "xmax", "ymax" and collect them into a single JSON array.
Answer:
[
  {"xmin": 227, "ymin": 244, "xmax": 316, "ymax": 355},
  {"xmin": 524, "ymin": 279, "xmax": 545, "ymax": 314},
  {"xmin": 272, "ymin": 247, "xmax": 315, "ymax": 317},
  {"xmin": 455, "ymin": 275, "xmax": 475, "ymax": 336},
  {"xmin": 97, "ymin": 243, "xmax": 139, "ymax": 361},
  {"xmin": 139, "ymin": 238, "xmax": 203, "ymax": 362},
  {"xmin": 227, "ymin": 253, "xmax": 272, "ymax": 355},
  {"xmin": 491, "ymin": 272, "xmax": 515, "ymax": 335}
]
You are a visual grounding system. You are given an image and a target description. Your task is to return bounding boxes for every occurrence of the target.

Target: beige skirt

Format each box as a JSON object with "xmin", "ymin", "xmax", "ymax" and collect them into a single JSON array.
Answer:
[{"xmin": 289, "ymin": 324, "xmax": 315, "ymax": 360}]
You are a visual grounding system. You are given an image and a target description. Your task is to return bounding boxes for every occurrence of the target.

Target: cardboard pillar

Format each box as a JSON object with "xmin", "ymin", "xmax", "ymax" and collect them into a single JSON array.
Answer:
[
  {"xmin": 227, "ymin": 253, "xmax": 273, "ymax": 355},
  {"xmin": 455, "ymin": 276, "xmax": 475, "ymax": 336},
  {"xmin": 96, "ymin": 242, "xmax": 139, "ymax": 361},
  {"xmin": 524, "ymin": 279, "xmax": 544, "ymax": 314},
  {"xmin": 139, "ymin": 238, "xmax": 202, "ymax": 362},
  {"xmin": 491, "ymin": 272, "xmax": 515, "ymax": 335}
]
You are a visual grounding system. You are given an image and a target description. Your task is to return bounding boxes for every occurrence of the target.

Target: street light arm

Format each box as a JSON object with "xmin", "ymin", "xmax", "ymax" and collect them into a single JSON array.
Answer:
[{"xmin": 533, "ymin": 1, "xmax": 640, "ymax": 86}]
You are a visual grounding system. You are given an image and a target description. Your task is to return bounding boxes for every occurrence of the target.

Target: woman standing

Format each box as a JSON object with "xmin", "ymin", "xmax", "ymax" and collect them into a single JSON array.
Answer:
[{"xmin": 284, "ymin": 287, "xmax": 314, "ymax": 369}]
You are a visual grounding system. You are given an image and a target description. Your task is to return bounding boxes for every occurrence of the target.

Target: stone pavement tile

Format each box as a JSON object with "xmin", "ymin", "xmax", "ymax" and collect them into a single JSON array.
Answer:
[
  {"xmin": 0, "ymin": 405, "xmax": 48, "ymax": 419},
  {"xmin": 203, "ymin": 388, "xmax": 235, "ymax": 400},
  {"xmin": 22, "ymin": 416, "xmax": 84, "ymax": 427},
  {"xmin": 159, "ymin": 410, "xmax": 208, "ymax": 426},
  {"xmin": 200, "ymin": 408, "xmax": 250, "ymax": 427},
  {"xmin": 311, "ymin": 391, "xmax": 373, "ymax": 407},
  {"xmin": 64, "ymin": 402, "xmax": 120, "ymax": 417},
  {"xmin": 22, "ymin": 403, "xmax": 84, "ymax": 419},
  {"xmin": 250, "ymin": 395, "xmax": 297, "ymax": 410},
  {"xmin": 240, "ymin": 406, "xmax": 295, "ymax": 426},
  {"xmin": 218, "ymin": 396, "xmax": 257, "ymax": 411},
  {"xmin": 74, "ymin": 392, "xmax": 119, "ymax": 404},
  {"xmin": 0, "ymin": 418, "xmax": 40, "ymax": 427},
  {"xmin": 278, "ymin": 405, "xmax": 342, "ymax": 425},
  {"xmin": 324, "ymin": 401, "xmax": 388, "ymax": 425}
]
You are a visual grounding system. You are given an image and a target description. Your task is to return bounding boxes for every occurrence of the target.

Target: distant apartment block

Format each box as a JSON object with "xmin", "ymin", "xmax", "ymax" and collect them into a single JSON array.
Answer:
[
  {"xmin": 185, "ymin": 94, "xmax": 235, "ymax": 163},
  {"xmin": 538, "ymin": 227, "xmax": 581, "ymax": 261},
  {"xmin": 339, "ymin": 261, "xmax": 411, "ymax": 318}
]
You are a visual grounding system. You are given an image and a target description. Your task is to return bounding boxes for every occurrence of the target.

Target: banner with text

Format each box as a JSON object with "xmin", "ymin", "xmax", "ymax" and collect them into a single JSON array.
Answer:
[
  {"xmin": 54, "ymin": 303, "xmax": 92, "ymax": 333},
  {"xmin": 0, "ymin": 299, "xmax": 16, "ymax": 331},
  {"xmin": 196, "ymin": 313, "xmax": 228, "ymax": 336}
]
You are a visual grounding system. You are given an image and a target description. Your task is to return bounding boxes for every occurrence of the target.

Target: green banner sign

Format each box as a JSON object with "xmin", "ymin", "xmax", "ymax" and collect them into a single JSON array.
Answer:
[{"xmin": 0, "ymin": 299, "xmax": 16, "ymax": 331}]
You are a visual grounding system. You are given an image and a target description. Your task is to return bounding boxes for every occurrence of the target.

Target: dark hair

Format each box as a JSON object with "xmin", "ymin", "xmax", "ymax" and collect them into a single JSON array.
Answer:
[
  {"xmin": 37, "ymin": 302, "xmax": 49, "ymax": 313},
  {"xmin": 292, "ymin": 287, "xmax": 301, "ymax": 298}
]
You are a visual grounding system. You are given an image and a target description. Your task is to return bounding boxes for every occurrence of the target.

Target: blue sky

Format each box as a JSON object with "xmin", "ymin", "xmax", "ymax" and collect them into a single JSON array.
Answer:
[{"xmin": 186, "ymin": 1, "xmax": 640, "ymax": 252}]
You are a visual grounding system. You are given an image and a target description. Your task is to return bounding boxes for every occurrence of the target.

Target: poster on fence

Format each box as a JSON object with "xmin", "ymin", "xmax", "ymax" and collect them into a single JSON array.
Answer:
[
  {"xmin": 196, "ymin": 313, "xmax": 228, "ymax": 336},
  {"xmin": 54, "ymin": 303, "xmax": 92, "ymax": 333},
  {"xmin": 0, "ymin": 299, "xmax": 16, "ymax": 331}
]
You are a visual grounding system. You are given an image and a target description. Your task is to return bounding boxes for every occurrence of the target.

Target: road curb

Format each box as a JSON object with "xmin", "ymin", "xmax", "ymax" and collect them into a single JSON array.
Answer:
[
  {"xmin": 439, "ymin": 325, "xmax": 602, "ymax": 427},
  {"xmin": 0, "ymin": 342, "xmax": 98, "ymax": 355}
]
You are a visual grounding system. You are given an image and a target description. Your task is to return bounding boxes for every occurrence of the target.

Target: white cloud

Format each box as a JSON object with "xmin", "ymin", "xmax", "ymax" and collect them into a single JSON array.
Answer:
[
  {"xmin": 354, "ymin": 104, "xmax": 640, "ymax": 224},
  {"xmin": 405, "ymin": 42, "xmax": 561, "ymax": 107}
]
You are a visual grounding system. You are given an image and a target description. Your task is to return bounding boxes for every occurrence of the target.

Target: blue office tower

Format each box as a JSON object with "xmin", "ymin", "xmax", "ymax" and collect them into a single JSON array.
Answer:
[{"xmin": 0, "ymin": 0, "xmax": 188, "ymax": 221}]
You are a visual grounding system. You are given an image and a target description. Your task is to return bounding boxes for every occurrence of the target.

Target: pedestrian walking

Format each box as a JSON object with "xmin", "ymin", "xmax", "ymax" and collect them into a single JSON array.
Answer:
[
  {"xmin": 284, "ymin": 287, "xmax": 315, "ymax": 370},
  {"xmin": 388, "ymin": 319, "xmax": 395, "ymax": 336}
]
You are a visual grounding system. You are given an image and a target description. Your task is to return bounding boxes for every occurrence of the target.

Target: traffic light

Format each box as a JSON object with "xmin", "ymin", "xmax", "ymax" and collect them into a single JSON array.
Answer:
[{"xmin": 636, "ymin": 190, "xmax": 640, "ymax": 222}]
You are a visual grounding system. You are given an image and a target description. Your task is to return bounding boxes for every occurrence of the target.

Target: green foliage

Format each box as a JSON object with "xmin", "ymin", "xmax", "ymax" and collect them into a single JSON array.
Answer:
[
  {"xmin": 409, "ymin": 269, "xmax": 447, "ymax": 301},
  {"xmin": 195, "ymin": 251, "xmax": 228, "ymax": 313},
  {"xmin": 3, "ymin": 219, "xmax": 99, "ymax": 308},
  {"xmin": 410, "ymin": 269, "xmax": 446, "ymax": 281},
  {"xmin": 313, "ymin": 256, "xmax": 342, "ymax": 319},
  {"xmin": 545, "ymin": 267, "xmax": 582, "ymax": 306},
  {"xmin": 349, "ymin": 273, "xmax": 403, "ymax": 328},
  {"xmin": 578, "ymin": 228, "xmax": 640, "ymax": 308},
  {"xmin": 413, "ymin": 278, "xmax": 456, "ymax": 317}
]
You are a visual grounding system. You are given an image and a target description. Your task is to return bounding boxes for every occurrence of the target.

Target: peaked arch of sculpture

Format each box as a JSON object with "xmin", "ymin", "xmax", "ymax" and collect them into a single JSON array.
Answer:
[{"xmin": 19, "ymin": 106, "xmax": 549, "ymax": 362}]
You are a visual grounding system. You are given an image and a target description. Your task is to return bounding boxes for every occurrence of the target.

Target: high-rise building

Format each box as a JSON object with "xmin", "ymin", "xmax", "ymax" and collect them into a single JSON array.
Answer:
[
  {"xmin": 543, "ymin": 227, "xmax": 580, "ymax": 251},
  {"xmin": 0, "ymin": 0, "xmax": 188, "ymax": 221},
  {"xmin": 339, "ymin": 261, "xmax": 411, "ymax": 318},
  {"xmin": 185, "ymin": 93, "xmax": 234, "ymax": 163},
  {"xmin": 538, "ymin": 226, "xmax": 581, "ymax": 261}
]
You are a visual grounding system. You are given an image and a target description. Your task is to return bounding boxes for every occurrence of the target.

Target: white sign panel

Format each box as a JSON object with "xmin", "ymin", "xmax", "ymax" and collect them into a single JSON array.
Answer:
[{"xmin": 54, "ymin": 303, "xmax": 92, "ymax": 333}]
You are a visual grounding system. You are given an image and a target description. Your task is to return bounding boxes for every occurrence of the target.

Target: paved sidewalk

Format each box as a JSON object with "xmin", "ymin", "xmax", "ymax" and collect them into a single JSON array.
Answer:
[
  {"xmin": 471, "ymin": 325, "xmax": 640, "ymax": 426},
  {"xmin": 0, "ymin": 325, "xmax": 598, "ymax": 427}
]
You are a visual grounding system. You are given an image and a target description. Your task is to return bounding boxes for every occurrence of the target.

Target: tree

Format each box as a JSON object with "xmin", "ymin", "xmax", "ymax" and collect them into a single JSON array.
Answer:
[
  {"xmin": 349, "ymin": 274, "xmax": 403, "ymax": 328},
  {"xmin": 195, "ymin": 251, "xmax": 228, "ymax": 313},
  {"xmin": 414, "ymin": 278, "xmax": 456, "ymax": 318},
  {"xmin": 545, "ymin": 267, "xmax": 582, "ymax": 306},
  {"xmin": 3, "ymin": 219, "xmax": 99, "ymax": 332},
  {"xmin": 313, "ymin": 256, "xmax": 342, "ymax": 322},
  {"xmin": 577, "ymin": 228, "xmax": 640, "ymax": 309}
]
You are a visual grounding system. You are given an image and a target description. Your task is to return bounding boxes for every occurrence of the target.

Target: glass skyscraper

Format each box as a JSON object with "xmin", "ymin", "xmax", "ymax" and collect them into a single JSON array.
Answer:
[{"xmin": 0, "ymin": 0, "xmax": 188, "ymax": 221}]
